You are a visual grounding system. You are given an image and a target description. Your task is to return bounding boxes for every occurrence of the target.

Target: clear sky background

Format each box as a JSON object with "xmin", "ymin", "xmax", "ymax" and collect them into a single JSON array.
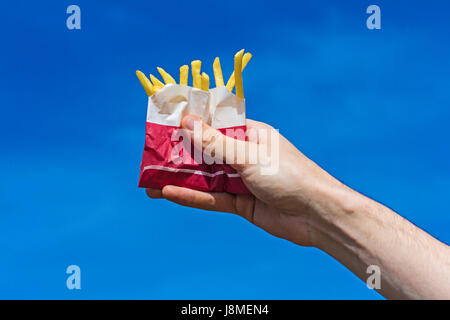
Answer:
[{"xmin": 1, "ymin": 0, "xmax": 449, "ymax": 299}]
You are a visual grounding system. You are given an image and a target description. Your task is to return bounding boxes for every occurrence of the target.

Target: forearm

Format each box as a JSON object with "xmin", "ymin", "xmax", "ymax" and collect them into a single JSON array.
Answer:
[
  {"xmin": 159, "ymin": 116, "xmax": 450, "ymax": 299},
  {"xmin": 309, "ymin": 182, "xmax": 450, "ymax": 299}
]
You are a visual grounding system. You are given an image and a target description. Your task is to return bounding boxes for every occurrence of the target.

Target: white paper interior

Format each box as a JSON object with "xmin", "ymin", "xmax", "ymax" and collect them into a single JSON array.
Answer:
[{"xmin": 147, "ymin": 84, "xmax": 246, "ymax": 129}]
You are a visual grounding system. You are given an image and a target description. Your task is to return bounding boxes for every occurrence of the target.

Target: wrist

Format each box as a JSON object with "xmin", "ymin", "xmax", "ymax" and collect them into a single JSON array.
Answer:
[{"xmin": 306, "ymin": 182, "xmax": 368, "ymax": 251}]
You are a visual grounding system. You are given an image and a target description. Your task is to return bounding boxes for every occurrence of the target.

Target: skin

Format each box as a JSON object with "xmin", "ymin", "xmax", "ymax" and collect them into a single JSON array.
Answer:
[{"xmin": 146, "ymin": 115, "xmax": 450, "ymax": 299}]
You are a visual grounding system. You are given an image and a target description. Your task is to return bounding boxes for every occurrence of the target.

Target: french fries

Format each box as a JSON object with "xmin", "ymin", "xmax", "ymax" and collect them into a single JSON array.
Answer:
[
  {"xmin": 179, "ymin": 65, "xmax": 189, "ymax": 85},
  {"xmin": 201, "ymin": 72, "xmax": 210, "ymax": 91},
  {"xmin": 226, "ymin": 52, "xmax": 252, "ymax": 92},
  {"xmin": 137, "ymin": 50, "xmax": 252, "ymax": 98},
  {"xmin": 191, "ymin": 60, "xmax": 202, "ymax": 88},
  {"xmin": 194, "ymin": 74, "xmax": 202, "ymax": 90},
  {"xmin": 213, "ymin": 57, "xmax": 224, "ymax": 87},
  {"xmin": 149, "ymin": 74, "xmax": 164, "ymax": 88},
  {"xmin": 157, "ymin": 67, "xmax": 176, "ymax": 84},
  {"xmin": 136, "ymin": 70, "xmax": 156, "ymax": 96},
  {"xmin": 234, "ymin": 50, "xmax": 244, "ymax": 99}
]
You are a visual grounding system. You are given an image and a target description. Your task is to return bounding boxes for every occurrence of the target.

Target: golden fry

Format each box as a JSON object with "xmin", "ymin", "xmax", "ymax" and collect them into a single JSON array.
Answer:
[
  {"xmin": 179, "ymin": 65, "xmax": 189, "ymax": 85},
  {"xmin": 234, "ymin": 50, "xmax": 244, "ymax": 98},
  {"xmin": 157, "ymin": 67, "xmax": 176, "ymax": 84},
  {"xmin": 149, "ymin": 74, "xmax": 164, "ymax": 88},
  {"xmin": 201, "ymin": 72, "xmax": 210, "ymax": 91},
  {"xmin": 213, "ymin": 57, "xmax": 224, "ymax": 87},
  {"xmin": 194, "ymin": 74, "xmax": 202, "ymax": 90},
  {"xmin": 226, "ymin": 52, "xmax": 252, "ymax": 92},
  {"xmin": 136, "ymin": 70, "xmax": 155, "ymax": 96},
  {"xmin": 191, "ymin": 60, "xmax": 202, "ymax": 88}
]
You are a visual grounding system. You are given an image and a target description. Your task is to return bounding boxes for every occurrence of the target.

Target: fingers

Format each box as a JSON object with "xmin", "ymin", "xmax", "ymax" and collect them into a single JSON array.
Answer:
[
  {"xmin": 245, "ymin": 119, "xmax": 275, "ymax": 144},
  {"xmin": 181, "ymin": 115, "xmax": 249, "ymax": 169},
  {"xmin": 146, "ymin": 188, "xmax": 163, "ymax": 199},
  {"xmin": 161, "ymin": 185, "xmax": 236, "ymax": 213},
  {"xmin": 246, "ymin": 118, "xmax": 273, "ymax": 131},
  {"xmin": 146, "ymin": 185, "xmax": 257, "ymax": 223}
]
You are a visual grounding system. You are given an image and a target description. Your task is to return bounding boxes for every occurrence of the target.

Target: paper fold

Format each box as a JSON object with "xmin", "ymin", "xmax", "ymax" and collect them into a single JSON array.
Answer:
[{"xmin": 147, "ymin": 84, "xmax": 245, "ymax": 129}]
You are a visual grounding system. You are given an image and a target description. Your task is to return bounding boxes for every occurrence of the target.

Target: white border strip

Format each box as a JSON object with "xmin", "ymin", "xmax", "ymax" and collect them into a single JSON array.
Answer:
[{"xmin": 142, "ymin": 165, "xmax": 241, "ymax": 178}]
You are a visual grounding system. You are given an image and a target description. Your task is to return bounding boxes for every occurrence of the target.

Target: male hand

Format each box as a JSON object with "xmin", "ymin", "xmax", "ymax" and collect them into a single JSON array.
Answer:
[{"xmin": 146, "ymin": 114, "xmax": 350, "ymax": 248}]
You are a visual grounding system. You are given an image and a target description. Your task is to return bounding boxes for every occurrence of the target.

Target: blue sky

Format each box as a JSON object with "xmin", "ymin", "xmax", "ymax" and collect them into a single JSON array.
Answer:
[{"xmin": 0, "ymin": 0, "xmax": 449, "ymax": 299}]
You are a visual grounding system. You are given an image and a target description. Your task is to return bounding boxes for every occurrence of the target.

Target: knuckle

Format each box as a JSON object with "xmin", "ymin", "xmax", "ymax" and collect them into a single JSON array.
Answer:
[{"xmin": 202, "ymin": 129, "xmax": 222, "ymax": 147}]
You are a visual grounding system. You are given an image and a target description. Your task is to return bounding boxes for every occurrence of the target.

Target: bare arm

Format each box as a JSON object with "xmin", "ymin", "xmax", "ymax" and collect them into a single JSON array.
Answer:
[
  {"xmin": 146, "ymin": 115, "xmax": 450, "ymax": 299},
  {"xmin": 307, "ymin": 183, "xmax": 450, "ymax": 299}
]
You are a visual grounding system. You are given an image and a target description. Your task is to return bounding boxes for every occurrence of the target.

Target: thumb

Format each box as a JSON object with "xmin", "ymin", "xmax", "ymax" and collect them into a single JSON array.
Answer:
[{"xmin": 181, "ymin": 114, "xmax": 248, "ymax": 170}]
